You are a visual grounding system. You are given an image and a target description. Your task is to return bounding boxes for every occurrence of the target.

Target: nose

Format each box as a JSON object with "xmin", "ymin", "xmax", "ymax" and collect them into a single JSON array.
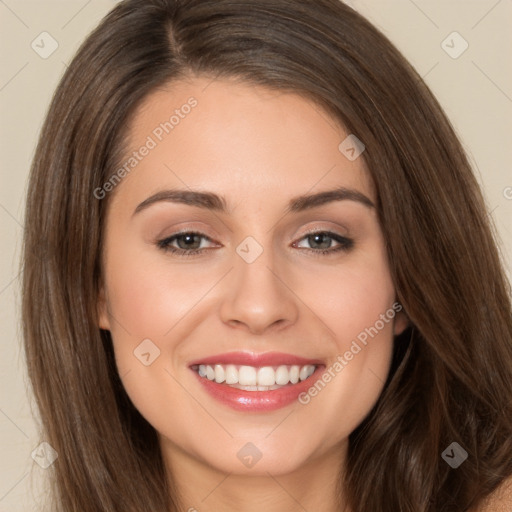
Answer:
[{"xmin": 219, "ymin": 245, "xmax": 299, "ymax": 335}]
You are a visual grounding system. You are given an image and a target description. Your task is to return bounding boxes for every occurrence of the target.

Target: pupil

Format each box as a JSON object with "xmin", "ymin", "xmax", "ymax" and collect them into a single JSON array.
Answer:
[
  {"xmin": 310, "ymin": 233, "xmax": 330, "ymax": 249},
  {"xmin": 179, "ymin": 234, "xmax": 199, "ymax": 249}
]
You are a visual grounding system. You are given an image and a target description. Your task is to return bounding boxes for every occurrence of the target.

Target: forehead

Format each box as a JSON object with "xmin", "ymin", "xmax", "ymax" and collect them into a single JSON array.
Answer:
[{"xmin": 110, "ymin": 75, "xmax": 374, "ymax": 213}]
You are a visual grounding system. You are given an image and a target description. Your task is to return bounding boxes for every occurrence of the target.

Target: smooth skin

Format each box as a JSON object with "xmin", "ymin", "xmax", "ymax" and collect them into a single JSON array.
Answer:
[{"xmin": 98, "ymin": 75, "xmax": 408, "ymax": 512}]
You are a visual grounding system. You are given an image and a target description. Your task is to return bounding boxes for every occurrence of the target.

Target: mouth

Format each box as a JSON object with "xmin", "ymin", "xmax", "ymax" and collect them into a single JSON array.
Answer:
[
  {"xmin": 190, "ymin": 363, "xmax": 317, "ymax": 391},
  {"xmin": 188, "ymin": 352, "xmax": 325, "ymax": 412}
]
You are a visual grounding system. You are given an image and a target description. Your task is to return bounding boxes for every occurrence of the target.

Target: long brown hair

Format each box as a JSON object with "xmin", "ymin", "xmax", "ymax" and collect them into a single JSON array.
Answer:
[{"xmin": 21, "ymin": 1, "xmax": 512, "ymax": 511}]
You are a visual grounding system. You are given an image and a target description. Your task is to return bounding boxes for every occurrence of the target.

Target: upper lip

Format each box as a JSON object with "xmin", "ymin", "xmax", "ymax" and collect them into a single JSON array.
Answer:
[{"xmin": 188, "ymin": 351, "xmax": 325, "ymax": 367}]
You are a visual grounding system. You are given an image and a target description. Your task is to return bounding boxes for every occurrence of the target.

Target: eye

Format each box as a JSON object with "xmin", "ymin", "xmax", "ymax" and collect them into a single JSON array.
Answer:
[
  {"xmin": 293, "ymin": 230, "xmax": 354, "ymax": 255},
  {"xmin": 157, "ymin": 231, "xmax": 217, "ymax": 257},
  {"xmin": 156, "ymin": 229, "xmax": 354, "ymax": 258}
]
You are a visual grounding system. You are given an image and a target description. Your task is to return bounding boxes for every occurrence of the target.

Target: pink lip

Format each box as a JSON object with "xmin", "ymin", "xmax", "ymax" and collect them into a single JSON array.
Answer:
[
  {"xmin": 188, "ymin": 351, "xmax": 324, "ymax": 367},
  {"xmin": 188, "ymin": 351, "xmax": 325, "ymax": 412}
]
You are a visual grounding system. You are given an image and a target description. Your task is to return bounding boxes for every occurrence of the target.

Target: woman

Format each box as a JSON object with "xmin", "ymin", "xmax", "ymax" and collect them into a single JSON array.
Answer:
[{"xmin": 21, "ymin": 0, "xmax": 512, "ymax": 510}]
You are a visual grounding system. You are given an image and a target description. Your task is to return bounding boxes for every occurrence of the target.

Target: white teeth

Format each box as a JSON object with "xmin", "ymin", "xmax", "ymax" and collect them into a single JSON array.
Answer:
[
  {"xmin": 299, "ymin": 365, "xmax": 310, "ymax": 381},
  {"xmin": 195, "ymin": 363, "xmax": 317, "ymax": 389},
  {"xmin": 214, "ymin": 364, "xmax": 225, "ymax": 383},
  {"xmin": 225, "ymin": 364, "xmax": 238, "ymax": 384},
  {"xmin": 275, "ymin": 365, "xmax": 290, "ymax": 385},
  {"xmin": 257, "ymin": 367, "xmax": 276, "ymax": 386},
  {"xmin": 239, "ymin": 365, "xmax": 257, "ymax": 386}
]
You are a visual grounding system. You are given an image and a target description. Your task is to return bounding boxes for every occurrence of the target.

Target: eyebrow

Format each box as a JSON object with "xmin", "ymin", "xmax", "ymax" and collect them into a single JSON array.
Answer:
[{"xmin": 132, "ymin": 186, "xmax": 375, "ymax": 217}]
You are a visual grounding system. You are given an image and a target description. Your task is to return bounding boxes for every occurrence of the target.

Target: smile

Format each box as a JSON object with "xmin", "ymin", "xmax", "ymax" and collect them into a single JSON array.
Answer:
[
  {"xmin": 192, "ymin": 363, "xmax": 317, "ymax": 391},
  {"xmin": 188, "ymin": 351, "xmax": 325, "ymax": 412}
]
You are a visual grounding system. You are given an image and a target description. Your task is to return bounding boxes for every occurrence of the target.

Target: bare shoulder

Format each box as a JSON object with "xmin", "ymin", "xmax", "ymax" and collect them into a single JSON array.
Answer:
[{"xmin": 472, "ymin": 475, "xmax": 512, "ymax": 512}]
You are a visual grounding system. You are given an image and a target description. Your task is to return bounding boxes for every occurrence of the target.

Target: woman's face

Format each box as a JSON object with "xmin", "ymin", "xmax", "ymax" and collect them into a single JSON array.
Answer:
[{"xmin": 98, "ymin": 76, "xmax": 407, "ymax": 478}]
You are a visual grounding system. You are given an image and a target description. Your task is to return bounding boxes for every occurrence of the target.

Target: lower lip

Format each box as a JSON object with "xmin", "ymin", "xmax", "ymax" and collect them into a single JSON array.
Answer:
[{"xmin": 191, "ymin": 366, "xmax": 325, "ymax": 412}]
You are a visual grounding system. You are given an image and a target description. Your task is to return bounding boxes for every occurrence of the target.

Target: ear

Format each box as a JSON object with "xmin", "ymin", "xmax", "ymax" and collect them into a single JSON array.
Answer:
[
  {"xmin": 97, "ymin": 283, "xmax": 111, "ymax": 331},
  {"xmin": 393, "ymin": 305, "xmax": 409, "ymax": 337}
]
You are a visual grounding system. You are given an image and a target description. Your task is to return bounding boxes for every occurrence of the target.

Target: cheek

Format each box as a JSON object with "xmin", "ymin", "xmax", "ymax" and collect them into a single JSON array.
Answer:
[
  {"xmin": 298, "ymin": 243, "xmax": 397, "ymax": 348},
  {"xmin": 293, "ymin": 251, "xmax": 397, "ymax": 438},
  {"xmin": 103, "ymin": 240, "xmax": 218, "ymax": 343},
  {"xmin": 101, "ymin": 242, "xmax": 225, "ymax": 427},
  {"xmin": 102, "ymin": 244, "xmax": 199, "ymax": 440},
  {"xmin": 297, "ymin": 310, "xmax": 395, "ymax": 453}
]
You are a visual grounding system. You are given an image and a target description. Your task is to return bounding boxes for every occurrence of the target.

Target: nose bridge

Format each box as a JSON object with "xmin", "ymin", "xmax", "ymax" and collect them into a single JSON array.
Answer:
[{"xmin": 219, "ymin": 234, "xmax": 299, "ymax": 334}]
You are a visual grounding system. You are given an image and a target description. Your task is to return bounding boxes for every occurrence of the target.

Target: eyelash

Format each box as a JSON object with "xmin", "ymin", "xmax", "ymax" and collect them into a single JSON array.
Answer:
[{"xmin": 156, "ymin": 229, "xmax": 354, "ymax": 258}]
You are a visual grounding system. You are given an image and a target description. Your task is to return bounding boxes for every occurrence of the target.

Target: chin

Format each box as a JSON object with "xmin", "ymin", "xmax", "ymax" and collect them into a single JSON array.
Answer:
[{"xmin": 196, "ymin": 436, "xmax": 317, "ymax": 476}]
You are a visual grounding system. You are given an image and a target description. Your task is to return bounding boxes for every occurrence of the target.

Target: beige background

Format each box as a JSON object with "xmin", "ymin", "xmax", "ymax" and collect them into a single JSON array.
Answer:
[{"xmin": 1, "ymin": 0, "xmax": 511, "ymax": 510}]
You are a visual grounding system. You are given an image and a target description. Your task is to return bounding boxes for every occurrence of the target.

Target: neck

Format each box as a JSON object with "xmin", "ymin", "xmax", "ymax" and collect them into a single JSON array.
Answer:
[{"xmin": 160, "ymin": 438, "xmax": 350, "ymax": 512}]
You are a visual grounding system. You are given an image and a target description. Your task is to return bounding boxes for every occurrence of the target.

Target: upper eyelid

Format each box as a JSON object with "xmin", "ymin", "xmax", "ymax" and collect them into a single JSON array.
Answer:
[{"xmin": 159, "ymin": 220, "xmax": 350, "ymax": 239}]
